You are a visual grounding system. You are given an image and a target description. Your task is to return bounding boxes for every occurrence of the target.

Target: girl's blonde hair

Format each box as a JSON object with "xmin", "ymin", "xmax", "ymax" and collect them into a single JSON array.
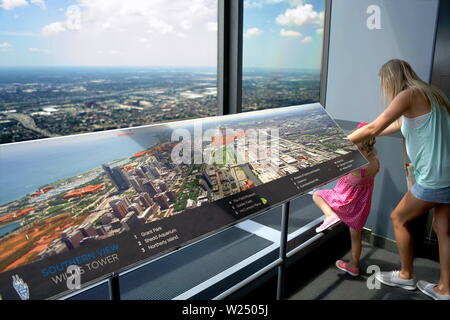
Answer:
[
  {"xmin": 357, "ymin": 136, "xmax": 376, "ymax": 158},
  {"xmin": 379, "ymin": 59, "xmax": 450, "ymax": 114},
  {"xmin": 351, "ymin": 128, "xmax": 376, "ymax": 157}
]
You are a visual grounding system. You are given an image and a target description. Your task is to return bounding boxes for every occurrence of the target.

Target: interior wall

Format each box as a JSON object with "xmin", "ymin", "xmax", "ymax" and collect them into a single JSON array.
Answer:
[
  {"xmin": 325, "ymin": 0, "xmax": 439, "ymax": 241},
  {"xmin": 326, "ymin": 0, "xmax": 439, "ymax": 122}
]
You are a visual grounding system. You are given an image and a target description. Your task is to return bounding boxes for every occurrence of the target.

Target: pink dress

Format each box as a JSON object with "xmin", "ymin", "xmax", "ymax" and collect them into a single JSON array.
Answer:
[{"xmin": 316, "ymin": 157, "xmax": 380, "ymax": 230}]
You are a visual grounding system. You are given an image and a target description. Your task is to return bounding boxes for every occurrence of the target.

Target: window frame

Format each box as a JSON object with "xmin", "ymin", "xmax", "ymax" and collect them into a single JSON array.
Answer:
[{"xmin": 218, "ymin": 0, "xmax": 331, "ymax": 115}]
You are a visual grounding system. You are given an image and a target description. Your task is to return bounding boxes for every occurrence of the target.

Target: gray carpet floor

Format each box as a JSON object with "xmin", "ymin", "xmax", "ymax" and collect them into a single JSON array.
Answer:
[{"xmin": 288, "ymin": 242, "xmax": 441, "ymax": 300}]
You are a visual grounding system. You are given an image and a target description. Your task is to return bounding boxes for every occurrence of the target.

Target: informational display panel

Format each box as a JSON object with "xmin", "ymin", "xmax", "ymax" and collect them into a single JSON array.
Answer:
[{"xmin": 0, "ymin": 103, "xmax": 367, "ymax": 300}]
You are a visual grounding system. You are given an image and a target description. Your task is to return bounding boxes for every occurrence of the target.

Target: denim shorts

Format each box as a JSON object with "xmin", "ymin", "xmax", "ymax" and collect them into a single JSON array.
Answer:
[{"xmin": 411, "ymin": 183, "xmax": 450, "ymax": 204}]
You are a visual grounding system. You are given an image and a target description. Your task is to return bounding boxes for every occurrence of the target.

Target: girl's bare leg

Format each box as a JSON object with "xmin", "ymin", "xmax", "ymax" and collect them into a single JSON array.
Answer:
[
  {"xmin": 432, "ymin": 204, "xmax": 450, "ymax": 295},
  {"xmin": 348, "ymin": 228, "xmax": 362, "ymax": 268},
  {"xmin": 312, "ymin": 192, "xmax": 335, "ymax": 219}
]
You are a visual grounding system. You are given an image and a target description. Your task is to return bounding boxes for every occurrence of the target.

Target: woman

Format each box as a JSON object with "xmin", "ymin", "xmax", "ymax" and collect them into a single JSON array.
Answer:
[{"xmin": 348, "ymin": 59, "xmax": 450, "ymax": 300}]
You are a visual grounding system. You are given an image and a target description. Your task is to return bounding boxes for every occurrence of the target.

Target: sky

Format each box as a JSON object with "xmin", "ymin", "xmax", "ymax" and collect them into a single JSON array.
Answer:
[{"xmin": 0, "ymin": 0, "xmax": 324, "ymax": 69}]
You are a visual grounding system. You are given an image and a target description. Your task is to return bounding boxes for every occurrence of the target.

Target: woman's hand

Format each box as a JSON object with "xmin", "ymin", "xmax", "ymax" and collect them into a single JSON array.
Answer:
[{"xmin": 347, "ymin": 89, "xmax": 412, "ymax": 143}]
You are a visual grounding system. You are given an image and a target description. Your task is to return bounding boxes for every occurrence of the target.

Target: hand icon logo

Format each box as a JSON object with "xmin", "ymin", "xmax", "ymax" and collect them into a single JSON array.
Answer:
[{"xmin": 12, "ymin": 275, "xmax": 29, "ymax": 300}]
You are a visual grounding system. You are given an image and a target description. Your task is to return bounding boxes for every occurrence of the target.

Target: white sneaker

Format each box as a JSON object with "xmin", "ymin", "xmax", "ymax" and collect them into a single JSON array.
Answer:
[
  {"xmin": 417, "ymin": 280, "xmax": 450, "ymax": 300},
  {"xmin": 375, "ymin": 271, "xmax": 416, "ymax": 291}
]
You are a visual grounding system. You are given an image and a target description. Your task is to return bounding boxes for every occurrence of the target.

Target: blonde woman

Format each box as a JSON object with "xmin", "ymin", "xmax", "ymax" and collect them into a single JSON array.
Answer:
[{"xmin": 348, "ymin": 59, "xmax": 450, "ymax": 300}]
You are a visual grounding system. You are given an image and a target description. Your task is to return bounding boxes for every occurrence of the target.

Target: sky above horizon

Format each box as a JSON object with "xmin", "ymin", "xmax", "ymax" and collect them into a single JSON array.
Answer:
[{"xmin": 0, "ymin": 0, "xmax": 324, "ymax": 69}]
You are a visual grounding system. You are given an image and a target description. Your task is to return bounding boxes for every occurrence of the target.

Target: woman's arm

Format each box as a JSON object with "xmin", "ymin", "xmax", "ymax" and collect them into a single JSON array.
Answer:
[
  {"xmin": 348, "ymin": 89, "xmax": 411, "ymax": 143},
  {"xmin": 379, "ymin": 118, "xmax": 402, "ymax": 136}
]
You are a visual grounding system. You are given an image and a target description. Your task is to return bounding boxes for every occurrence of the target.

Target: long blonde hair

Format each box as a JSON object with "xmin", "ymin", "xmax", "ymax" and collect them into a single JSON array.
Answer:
[{"xmin": 379, "ymin": 59, "xmax": 450, "ymax": 114}]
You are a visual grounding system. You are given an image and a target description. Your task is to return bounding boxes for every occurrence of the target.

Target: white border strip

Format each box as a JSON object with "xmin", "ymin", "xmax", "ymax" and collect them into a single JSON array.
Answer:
[{"xmin": 235, "ymin": 220, "xmax": 281, "ymax": 243}]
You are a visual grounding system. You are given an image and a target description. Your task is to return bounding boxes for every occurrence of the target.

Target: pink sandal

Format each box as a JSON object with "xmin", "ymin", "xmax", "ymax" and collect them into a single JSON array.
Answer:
[{"xmin": 336, "ymin": 260, "xmax": 360, "ymax": 276}]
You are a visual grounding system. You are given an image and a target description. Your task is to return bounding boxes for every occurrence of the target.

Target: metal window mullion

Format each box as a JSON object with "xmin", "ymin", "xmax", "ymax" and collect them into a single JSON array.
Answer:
[
  {"xmin": 218, "ymin": 0, "xmax": 243, "ymax": 116},
  {"xmin": 319, "ymin": 0, "xmax": 332, "ymax": 108}
]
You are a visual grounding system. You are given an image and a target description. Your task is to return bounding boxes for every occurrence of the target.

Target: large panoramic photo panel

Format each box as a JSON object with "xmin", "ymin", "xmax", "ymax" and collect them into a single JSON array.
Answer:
[{"xmin": 0, "ymin": 103, "xmax": 367, "ymax": 299}]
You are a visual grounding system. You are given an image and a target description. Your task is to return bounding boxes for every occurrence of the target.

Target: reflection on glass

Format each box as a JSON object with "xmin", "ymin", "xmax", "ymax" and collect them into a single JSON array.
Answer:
[
  {"xmin": 0, "ymin": 0, "xmax": 218, "ymax": 144},
  {"xmin": 242, "ymin": 0, "xmax": 325, "ymax": 112}
]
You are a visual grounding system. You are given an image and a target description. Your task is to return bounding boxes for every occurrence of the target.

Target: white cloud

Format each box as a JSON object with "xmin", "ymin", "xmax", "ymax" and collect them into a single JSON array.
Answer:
[
  {"xmin": 318, "ymin": 11, "xmax": 324, "ymax": 26},
  {"xmin": 316, "ymin": 28, "xmax": 323, "ymax": 35},
  {"xmin": 245, "ymin": 0, "xmax": 303, "ymax": 9},
  {"xmin": 136, "ymin": 37, "xmax": 149, "ymax": 43},
  {"xmin": 244, "ymin": 1, "xmax": 263, "ymax": 8},
  {"xmin": 301, "ymin": 36, "xmax": 312, "ymax": 43},
  {"xmin": 41, "ymin": 21, "xmax": 66, "ymax": 36},
  {"xmin": 179, "ymin": 20, "xmax": 192, "ymax": 30},
  {"xmin": 28, "ymin": 47, "xmax": 49, "ymax": 53},
  {"xmin": 30, "ymin": 0, "xmax": 45, "ymax": 9},
  {"xmin": 280, "ymin": 28, "xmax": 302, "ymax": 38},
  {"xmin": 276, "ymin": 4, "xmax": 321, "ymax": 26},
  {"xmin": 205, "ymin": 21, "xmax": 217, "ymax": 32},
  {"xmin": 33, "ymin": 0, "xmax": 217, "ymax": 66},
  {"xmin": 1, "ymin": 0, "xmax": 28, "ymax": 10},
  {"xmin": 0, "ymin": 42, "xmax": 12, "ymax": 48},
  {"xmin": 244, "ymin": 27, "xmax": 262, "ymax": 39},
  {"xmin": 148, "ymin": 18, "xmax": 174, "ymax": 35}
]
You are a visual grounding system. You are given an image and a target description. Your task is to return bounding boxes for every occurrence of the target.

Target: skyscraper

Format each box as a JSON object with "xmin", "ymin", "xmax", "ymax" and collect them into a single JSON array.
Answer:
[
  {"xmin": 154, "ymin": 193, "xmax": 170, "ymax": 210},
  {"xmin": 148, "ymin": 166, "xmax": 161, "ymax": 178},
  {"xmin": 143, "ymin": 180, "xmax": 158, "ymax": 197},
  {"xmin": 202, "ymin": 172, "xmax": 213, "ymax": 189},
  {"xmin": 103, "ymin": 164, "xmax": 130, "ymax": 191},
  {"xmin": 165, "ymin": 190, "xmax": 177, "ymax": 202},
  {"xmin": 129, "ymin": 176, "xmax": 143, "ymax": 193},
  {"xmin": 139, "ymin": 192, "xmax": 153, "ymax": 208},
  {"xmin": 109, "ymin": 199, "xmax": 128, "ymax": 219}
]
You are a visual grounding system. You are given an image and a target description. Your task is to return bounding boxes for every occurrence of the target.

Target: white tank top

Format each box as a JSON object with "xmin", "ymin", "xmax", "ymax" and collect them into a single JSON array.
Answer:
[{"xmin": 403, "ymin": 111, "xmax": 431, "ymax": 129}]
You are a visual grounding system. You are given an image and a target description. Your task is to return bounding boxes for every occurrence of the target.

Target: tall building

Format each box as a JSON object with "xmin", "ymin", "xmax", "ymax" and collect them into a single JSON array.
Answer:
[
  {"xmin": 103, "ymin": 164, "xmax": 130, "ymax": 191},
  {"xmin": 143, "ymin": 180, "xmax": 158, "ymax": 197},
  {"xmin": 165, "ymin": 190, "xmax": 177, "ymax": 202},
  {"xmin": 121, "ymin": 211, "xmax": 142, "ymax": 230},
  {"xmin": 128, "ymin": 203, "xmax": 144, "ymax": 215},
  {"xmin": 109, "ymin": 199, "xmax": 128, "ymax": 219},
  {"xmin": 129, "ymin": 176, "xmax": 143, "ymax": 193},
  {"xmin": 134, "ymin": 168, "xmax": 147, "ymax": 180},
  {"xmin": 202, "ymin": 172, "xmax": 213, "ymax": 189},
  {"xmin": 61, "ymin": 227, "xmax": 84, "ymax": 250},
  {"xmin": 148, "ymin": 166, "xmax": 161, "ymax": 178},
  {"xmin": 154, "ymin": 193, "xmax": 170, "ymax": 210},
  {"xmin": 139, "ymin": 192, "xmax": 153, "ymax": 208},
  {"xmin": 112, "ymin": 167, "xmax": 130, "ymax": 191}
]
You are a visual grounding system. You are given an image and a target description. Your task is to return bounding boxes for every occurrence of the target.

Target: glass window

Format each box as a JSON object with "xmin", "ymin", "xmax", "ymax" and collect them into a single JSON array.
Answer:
[
  {"xmin": 0, "ymin": 0, "xmax": 218, "ymax": 144},
  {"xmin": 242, "ymin": 0, "xmax": 325, "ymax": 112}
]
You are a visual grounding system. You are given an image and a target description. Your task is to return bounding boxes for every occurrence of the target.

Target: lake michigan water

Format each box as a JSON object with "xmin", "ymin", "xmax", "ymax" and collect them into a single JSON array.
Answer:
[
  {"xmin": 0, "ymin": 128, "xmax": 161, "ymax": 206},
  {"xmin": 0, "ymin": 221, "xmax": 21, "ymax": 237}
]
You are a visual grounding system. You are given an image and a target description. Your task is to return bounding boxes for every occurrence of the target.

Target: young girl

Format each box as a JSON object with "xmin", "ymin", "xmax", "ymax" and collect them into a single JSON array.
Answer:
[{"xmin": 312, "ymin": 122, "xmax": 380, "ymax": 276}]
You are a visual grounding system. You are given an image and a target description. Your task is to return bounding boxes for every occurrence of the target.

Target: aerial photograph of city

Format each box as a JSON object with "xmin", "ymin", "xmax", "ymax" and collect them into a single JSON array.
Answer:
[
  {"xmin": 0, "ymin": 0, "xmax": 328, "ymax": 274},
  {"xmin": 0, "ymin": 104, "xmax": 357, "ymax": 273}
]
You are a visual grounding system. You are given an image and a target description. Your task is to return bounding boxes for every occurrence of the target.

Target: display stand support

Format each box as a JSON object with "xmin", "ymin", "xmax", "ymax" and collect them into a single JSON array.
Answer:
[
  {"xmin": 276, "ymin": 201, "xmax": 290, "ymax": 300},
  {"xmin": 109, "ymin": 273, "xmax": 121, "ymax": 300}
]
